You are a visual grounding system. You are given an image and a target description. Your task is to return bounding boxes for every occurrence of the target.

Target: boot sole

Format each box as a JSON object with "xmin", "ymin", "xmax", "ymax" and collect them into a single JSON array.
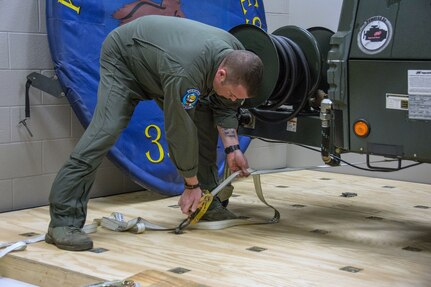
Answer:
[{"xmin": 45, "ymin": 233, "xmax": 93, "ymax": 251}]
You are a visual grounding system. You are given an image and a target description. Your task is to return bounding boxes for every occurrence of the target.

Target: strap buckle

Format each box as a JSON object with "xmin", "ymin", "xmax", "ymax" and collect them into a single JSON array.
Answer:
[
  {"xmin": 175, "ymin": 191, "xmax": 214, "ymax": 234},
  {"xmin": 190, "ymin": 192, "xmax": 213, "ymax": 224}
]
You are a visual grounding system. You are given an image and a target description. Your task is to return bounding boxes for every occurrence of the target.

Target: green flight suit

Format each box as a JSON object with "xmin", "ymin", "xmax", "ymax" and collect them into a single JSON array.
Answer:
[{"xmin": 49, "ymin": 15, "xmax": 244, "ymax": 228}]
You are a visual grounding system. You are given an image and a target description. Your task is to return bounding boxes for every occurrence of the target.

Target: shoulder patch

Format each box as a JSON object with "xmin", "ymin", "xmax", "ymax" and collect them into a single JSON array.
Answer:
[{"xmin": 182, "ymin": 88, "xmax": 200, "ymax": 110}]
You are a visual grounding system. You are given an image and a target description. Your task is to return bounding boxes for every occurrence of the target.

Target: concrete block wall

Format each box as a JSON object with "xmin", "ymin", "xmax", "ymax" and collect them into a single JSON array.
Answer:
[
  {"xmin": 0, "ymin": 0, "xmax": 141, "ymax": 213},
  {"xmin": 263, "ymin": 0, "xmax": 290, "ymax": 33}
]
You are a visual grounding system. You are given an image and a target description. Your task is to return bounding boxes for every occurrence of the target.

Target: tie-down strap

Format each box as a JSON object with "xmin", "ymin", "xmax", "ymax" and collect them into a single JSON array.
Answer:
[{"xmin": 0, "ymin": 165, "xmax": 330, "ymax": 258}]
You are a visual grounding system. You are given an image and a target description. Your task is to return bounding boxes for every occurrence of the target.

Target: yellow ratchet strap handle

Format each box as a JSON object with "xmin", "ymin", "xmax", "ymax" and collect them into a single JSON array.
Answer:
[{"xmin": 189, "ymin": 190, "xmax": 213, "ymax": 224}]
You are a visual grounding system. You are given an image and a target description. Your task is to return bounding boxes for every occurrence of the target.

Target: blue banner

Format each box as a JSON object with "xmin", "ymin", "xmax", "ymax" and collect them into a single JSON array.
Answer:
[{"xmin": 46, "ymin": 0, "xmax": 267, "ymax": 195}]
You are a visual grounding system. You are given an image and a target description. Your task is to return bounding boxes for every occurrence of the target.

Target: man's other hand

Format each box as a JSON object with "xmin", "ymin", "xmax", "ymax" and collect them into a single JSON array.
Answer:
[{"xmin": 226, "ymin": 150, "xmax": 250, "ymax": 177}]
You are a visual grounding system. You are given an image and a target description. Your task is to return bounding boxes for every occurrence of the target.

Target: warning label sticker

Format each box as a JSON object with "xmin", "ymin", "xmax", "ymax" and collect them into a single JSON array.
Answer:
[
  {"xmin": 386, "ymin": 93, "xmax": 408, "ymax": 110},
  {"xmin": 409, "ymin": 95, "xmax": 431, "ymax": 120},
  {"xmin": 408, "ymin": 70, "xmax": 431, "ymax": 120},
  {"xmin": 408, "ymin": 70, "xmax": 431, "ymax": 95},
  {"xmin": 286, "ymin": 118, "xmax": 297, "ymax": 132}
]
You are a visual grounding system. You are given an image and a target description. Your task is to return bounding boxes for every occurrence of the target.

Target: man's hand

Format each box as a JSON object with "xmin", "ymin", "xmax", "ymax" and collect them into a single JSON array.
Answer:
[
  {"xmin": 226, "ymin": 149, "xmax": 250, "ymax": 177},
  {"xmin": 178, "ymin": 187, "xmax": 202, "ymax": 215},
  {"xmin": 217, "ymin": 126, "xmax": 250, "ymax": 177}
]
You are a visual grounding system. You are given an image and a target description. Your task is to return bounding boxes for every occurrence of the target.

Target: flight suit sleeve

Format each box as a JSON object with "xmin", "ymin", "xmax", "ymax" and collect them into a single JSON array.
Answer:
[
  {"xmin": 161, "ymin": 74, "xmax": 199, "ymax": 178},
  {"xmin": 208, "ymin": 94, "xmax": 242, "ymax": 129}
]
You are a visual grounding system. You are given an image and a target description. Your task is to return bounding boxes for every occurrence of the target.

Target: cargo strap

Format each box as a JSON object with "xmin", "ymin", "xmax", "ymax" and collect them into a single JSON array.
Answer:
[
  {"xmin": 91, "ymin": 165, "xmax": 332, "ymax": 233},
  {"xmin": 0, "ymin": 165, "xmax": 330, "ymax": 258},
  {"xmin": 81, "ymin": 168, "xmax": 281, "ymax": 234},
  {"xmin": 0, "ymin": 234, "xmax": 45, "ymax": 258}
]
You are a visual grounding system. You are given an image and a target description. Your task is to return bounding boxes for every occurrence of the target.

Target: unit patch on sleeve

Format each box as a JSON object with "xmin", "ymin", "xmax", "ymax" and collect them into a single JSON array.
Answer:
[{"xmin": 182, "ymin": 88, "xmax": 200, "ymax": 110}]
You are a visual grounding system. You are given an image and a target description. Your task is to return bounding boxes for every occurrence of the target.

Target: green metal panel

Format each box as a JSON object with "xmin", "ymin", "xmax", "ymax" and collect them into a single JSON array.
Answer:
[
  {"xmin": 349, "ymin": 60, "xmax": 431, "ymax": 162},
  {"xmin": 329, "ymin": 0, "xmax": 431, "ymax": 163},
  {"xmin": 391, "ymin": 0, "xmax": 431, "ymax": 59},
  {"xmin": 239, "ymin": 116, "xmax": 321, "ymax": 147},
  {"xmin": 350, "ymin": 0, "xmax": 431, "ymax": 59},
  {"xmin": 327, "ymin": 0, "xmax": 360, "ymax": 149}
]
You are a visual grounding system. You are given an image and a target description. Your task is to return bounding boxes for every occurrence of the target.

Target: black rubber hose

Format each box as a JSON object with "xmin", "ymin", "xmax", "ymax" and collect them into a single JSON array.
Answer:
[
  {"xmin": 258, "ymin": 35, "xmax": 298, "ymax": 110},
  {"xmin": 250, "ymin": 35, "xmax": 311, "ymax": 123}
]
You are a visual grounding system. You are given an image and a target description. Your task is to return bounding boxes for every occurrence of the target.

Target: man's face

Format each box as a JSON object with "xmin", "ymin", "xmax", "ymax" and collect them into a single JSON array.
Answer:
[
  {"xmin": 213, "ymin": 66, "xmax": 249, "ymax": 102},
  {"xmin": 214, "ymin": 81, "xmax": 248, "ymax": 102}
]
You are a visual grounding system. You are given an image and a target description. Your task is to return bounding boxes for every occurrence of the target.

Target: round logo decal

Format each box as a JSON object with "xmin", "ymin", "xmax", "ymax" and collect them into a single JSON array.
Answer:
[
  {"xmin": 357, "ymin": 16, "xmax": 393, "ymax": 55},
  {"xmin": 182, "ymin": 88, "xmax": 200, "ymax": 109}
]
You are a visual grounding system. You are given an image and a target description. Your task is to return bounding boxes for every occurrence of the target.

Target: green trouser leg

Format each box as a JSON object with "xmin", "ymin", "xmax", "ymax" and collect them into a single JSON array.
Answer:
[
  {"xmin": 194, "ymin": 102, "xmax": 219, "ymax": 192},
  {"xmin": 49, "ymin": 37, "xmax": 142, "ymax": 228},
  {"xmin": 194, "ymin": 101, "xmax": 234, "ymax": 201}
]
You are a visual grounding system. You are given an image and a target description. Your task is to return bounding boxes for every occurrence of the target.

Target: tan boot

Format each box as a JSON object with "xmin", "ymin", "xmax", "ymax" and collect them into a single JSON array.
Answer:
[{"xmin": 45, "ymin": 226, "xmax": 93, "ymax": 251}]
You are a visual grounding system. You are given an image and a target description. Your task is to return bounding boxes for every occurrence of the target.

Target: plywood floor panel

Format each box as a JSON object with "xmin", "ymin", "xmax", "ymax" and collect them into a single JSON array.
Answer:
[{"xmin": 1, "ymin": 170, "xmax": 430, "ymax": 287}]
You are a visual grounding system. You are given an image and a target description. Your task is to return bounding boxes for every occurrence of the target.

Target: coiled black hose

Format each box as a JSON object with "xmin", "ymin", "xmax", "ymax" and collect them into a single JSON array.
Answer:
[{"xmin": 250, "ymin": 34, "xmax": 317, "ymax": 124}]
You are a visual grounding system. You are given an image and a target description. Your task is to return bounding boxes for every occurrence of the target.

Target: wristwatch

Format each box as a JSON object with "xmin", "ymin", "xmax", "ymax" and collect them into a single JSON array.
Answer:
[
  {"xmin": 184, "ymin": 182, "xmax": 200, "ymax": 189},
  {"xmin": 224, "ymin": 144, "xmax": 240, "ymax": 154}
]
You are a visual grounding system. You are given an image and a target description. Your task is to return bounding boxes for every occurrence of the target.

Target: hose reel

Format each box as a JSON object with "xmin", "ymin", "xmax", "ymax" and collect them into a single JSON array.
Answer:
[{"xmin": 230, "ymin": 25, "xmax": 334, "ymax": 123}]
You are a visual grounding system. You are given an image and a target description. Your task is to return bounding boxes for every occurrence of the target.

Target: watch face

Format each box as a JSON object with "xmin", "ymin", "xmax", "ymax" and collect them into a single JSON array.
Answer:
[
  {"xmin": 357, "ymin": 16, "xmax": 393, "ymax": 55},
  {"xmin": 47, "ymin": 0, "xmax": 265, "ymax": 195}
]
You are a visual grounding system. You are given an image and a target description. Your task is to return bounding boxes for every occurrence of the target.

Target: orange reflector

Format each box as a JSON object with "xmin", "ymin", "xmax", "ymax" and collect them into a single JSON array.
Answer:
[{"xmin": 353, "ymin": 120, "xmax": 370, "ymax": 137}]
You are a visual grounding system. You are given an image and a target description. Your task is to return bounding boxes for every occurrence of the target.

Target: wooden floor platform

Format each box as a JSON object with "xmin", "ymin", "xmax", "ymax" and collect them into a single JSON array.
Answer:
[{"xmin": 1, "ymin": 170, "xmax": 431, "ymax": 287}]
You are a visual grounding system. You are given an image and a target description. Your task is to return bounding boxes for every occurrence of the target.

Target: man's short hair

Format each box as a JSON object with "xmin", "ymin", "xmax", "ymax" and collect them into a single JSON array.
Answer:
[{"xmin": 222, "ymin": 50, "xmax": 263, "ymax": 99}]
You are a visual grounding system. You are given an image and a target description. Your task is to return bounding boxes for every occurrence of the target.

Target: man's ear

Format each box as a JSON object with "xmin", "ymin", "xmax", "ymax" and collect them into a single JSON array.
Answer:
[{"xmin": 217, "ymin": 68, "xmax": 227, "ymax": 83}]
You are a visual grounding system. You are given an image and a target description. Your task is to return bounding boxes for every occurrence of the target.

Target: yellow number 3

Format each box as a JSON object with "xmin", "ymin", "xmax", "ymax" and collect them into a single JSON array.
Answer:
[{"xmin": 145, "ymin": 124, "xmax": 165, "ymax": 163}]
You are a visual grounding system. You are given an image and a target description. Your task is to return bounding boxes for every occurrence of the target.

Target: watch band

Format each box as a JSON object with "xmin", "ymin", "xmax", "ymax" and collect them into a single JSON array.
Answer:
[
  {"xmin": 224, "ymin": 144, "xmax": 240, "ymax": 154},
  {"xmin": 184, "ymin": 182, "xmax": 200, "ymax": 189}
]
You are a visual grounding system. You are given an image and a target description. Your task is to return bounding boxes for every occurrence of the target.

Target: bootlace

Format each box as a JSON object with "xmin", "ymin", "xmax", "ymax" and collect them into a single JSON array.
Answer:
[{"xmin": 68, "ymin": 226, "xmax": 84, "ymax": 234}]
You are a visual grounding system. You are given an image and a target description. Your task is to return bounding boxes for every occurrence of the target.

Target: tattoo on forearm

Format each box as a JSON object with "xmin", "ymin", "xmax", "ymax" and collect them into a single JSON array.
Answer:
[{"xmin": 222, "ymin": 128, "xmax": 236, "ymax": 138}]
